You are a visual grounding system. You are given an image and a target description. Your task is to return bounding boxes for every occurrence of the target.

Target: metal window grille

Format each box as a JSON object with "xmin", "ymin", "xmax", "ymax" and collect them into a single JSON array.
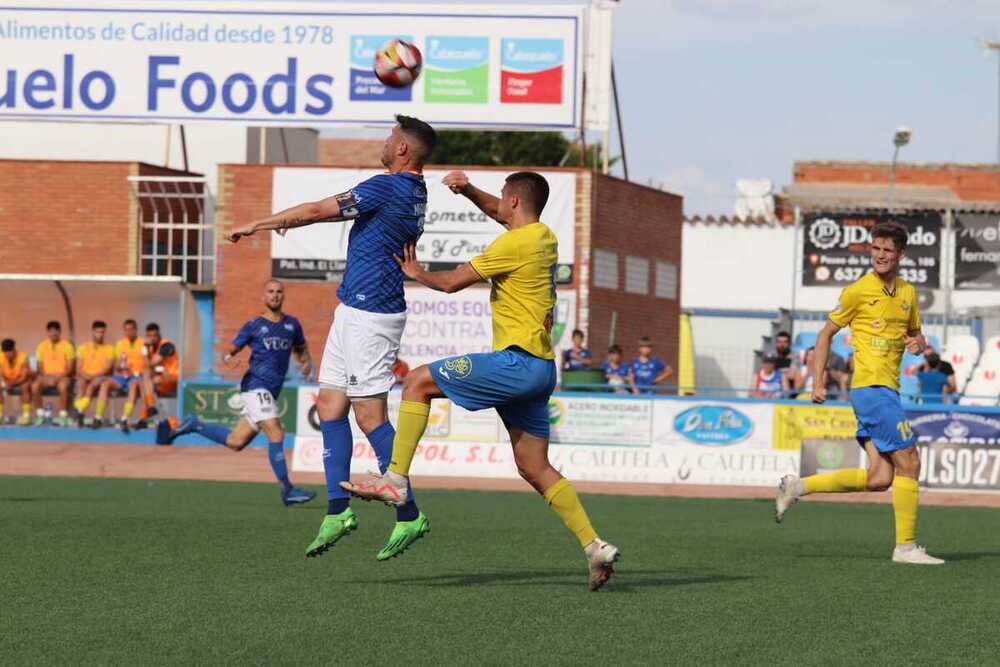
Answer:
[
  {"xmin": 129, "ymin": 176, "xmax": 215, "ymax": 285},
  {"xmin": 593, "ymin": 248, "xmax": 619, "ymax": 290},
  {"xmin": 624, "ymin": 255, "xmax": 649, "ymax": 295}
]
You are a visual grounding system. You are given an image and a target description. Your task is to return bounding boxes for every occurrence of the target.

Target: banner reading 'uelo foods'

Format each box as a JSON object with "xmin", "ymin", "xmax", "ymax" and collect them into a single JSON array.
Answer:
[{"xmin": 0, "ymin": 0, "xmax": 591, "ymax": 129}]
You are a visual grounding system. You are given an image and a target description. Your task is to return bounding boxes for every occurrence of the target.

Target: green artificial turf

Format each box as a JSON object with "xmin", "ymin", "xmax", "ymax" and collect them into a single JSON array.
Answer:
[{"xmin": 1, "ymin": 476, "xmax": 998, "ymax": 665}]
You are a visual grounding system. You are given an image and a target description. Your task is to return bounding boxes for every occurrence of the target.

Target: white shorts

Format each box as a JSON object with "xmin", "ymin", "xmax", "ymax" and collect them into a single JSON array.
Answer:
[
  {"xmin": 238, "ymin": 389, "xmax": 279, "ymax": 430},
  {"xmin": 319, "ymin": 304, "xmax": 407, "ymax": 397}
]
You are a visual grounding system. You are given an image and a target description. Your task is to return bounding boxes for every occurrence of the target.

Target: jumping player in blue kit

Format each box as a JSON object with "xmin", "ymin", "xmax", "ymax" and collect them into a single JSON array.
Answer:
[
  {"xmin": 226, "ymin": 115, "xmax": 436, "ymax": 560},
  {"xmin": 160, "ymin": 279, "xmax": 316, "ymax": 506}
]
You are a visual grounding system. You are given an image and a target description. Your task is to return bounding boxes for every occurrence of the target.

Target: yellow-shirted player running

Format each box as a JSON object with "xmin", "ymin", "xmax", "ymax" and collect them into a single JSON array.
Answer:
[
  {"xmin": 775, "ymin": 221, "xmax": 943, "ymax": 565},
  {"xmin": 344, "ymin": 170, "xmax": 620, "ymax": 590}
]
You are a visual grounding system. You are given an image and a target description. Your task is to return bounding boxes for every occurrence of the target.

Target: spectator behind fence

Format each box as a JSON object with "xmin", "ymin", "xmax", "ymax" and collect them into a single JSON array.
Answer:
[
  {"xmin": 772, "ymin": 331, "xmax": 794, "ymax": 372},
  {"xmin": 917, "ymin": 352, "xmax": 954, "ymax": 404},
  {"xmin": 1, "ymin": 338, "xmax": 33, "ymax": 425},
  {"xmin": 751, "ymin": 355, "xmax": 786, "ymax": 398},
  {"xmin": 74, "ymin": 320, "xmax": 116, "ymax": 428},
  {"xmin": 600, "ymin": 344, "xmax": 630, "ymax": 393},
  {"xmin": 561, "ymin": 328, "xmax": 592, "ymax": 370},
  {"xmin": 629, "ymin": 336, "xmax": 673, "ymax": 394},
  {"xmin": 791, "ymin": 347, "xmax": 848, "ymax": 401},
  {"xmin": 917, "ymin": 347, "xmax": 956, "ymax": 399},
  {"xmin": 32, "ymin": 320, "xmax": 74, "ymax": 426}
]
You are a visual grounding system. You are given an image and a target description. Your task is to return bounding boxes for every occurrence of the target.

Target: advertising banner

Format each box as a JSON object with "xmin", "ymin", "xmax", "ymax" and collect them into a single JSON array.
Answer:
[
  {"xmin": 954, "ymin": 214, "xmax": 1000, "ymax": 290},
  {"xmin": 182, "ymin": 381, "xmax": 298, "ymax": 432},
  {"xmin": 799, "ymin": 438, "xmax": 863, "ymax": 477},
  {"xmin": 548, "ymin": 396, "xmax": 654, "ymax": 447},
  {"xmin": 919, "ymin": 443, "xmax": 1000, "ymax": 490},
  {"xmin": 270, "ymin": 168, "xmax": 576, "ymax": 282},
  {"xmin": 651, "ymin": 401, "xmax": 774, "ymax": 449},
  {"xmin": 908, "ymin": 409, "xmax": 1000, "ymax": 446},
  {"xmin": 772, "ymin": 404, "xmax": 857, "ymax": 451},
  {"xmin": 801, "ymin": 212, "xmax": 941, "ymax": 287},
  {"xmin": 0, "ymin": 1, "xmax": 587, "ymax": 128}
]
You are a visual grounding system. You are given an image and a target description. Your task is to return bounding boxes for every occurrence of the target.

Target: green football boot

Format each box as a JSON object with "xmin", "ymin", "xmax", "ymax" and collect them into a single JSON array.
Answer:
[
  {"xmin": 305, "ymin": 508, "xmax": 358, "ymax": 558},
  {"xmin": 376, "ymin": 512, "xmax": 430, "ymax": 561}
]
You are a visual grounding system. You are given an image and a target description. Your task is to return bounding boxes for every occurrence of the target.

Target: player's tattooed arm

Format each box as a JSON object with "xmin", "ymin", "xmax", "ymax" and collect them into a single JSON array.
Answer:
[
  {"xmin": 394, "ymin": 242, "xmax": 482, "ymax": 294},
  {"xmin": 442, "ymin": 171, "xmax": 508, "ymax": 228},
  {"xmin": 226, "ymin": 192, "xmax": 357, "ymax": 242}
]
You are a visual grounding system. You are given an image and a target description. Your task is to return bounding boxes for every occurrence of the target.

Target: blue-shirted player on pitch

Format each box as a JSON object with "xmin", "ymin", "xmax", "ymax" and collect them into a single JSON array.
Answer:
[
  {"xmin": 226, "ymin": 115, "xmax": 435, "ymax": 561},
  {"xmin": 159, "ymin": 279, "xmax": 316, "ymax": 506}
]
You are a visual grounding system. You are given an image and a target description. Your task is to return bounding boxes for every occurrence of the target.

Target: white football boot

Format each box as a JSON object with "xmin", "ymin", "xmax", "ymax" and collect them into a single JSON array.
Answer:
[
  {"xmin": 892, "ymin": 544, "xmax": 945, "ymax": 565},
  {"xmin": 775, "ymin": 474, "xmax": 803, "ymax": 523},
  {"xmin": 585, "ymin": 539, "xmax": 620, "ymax": 591}
]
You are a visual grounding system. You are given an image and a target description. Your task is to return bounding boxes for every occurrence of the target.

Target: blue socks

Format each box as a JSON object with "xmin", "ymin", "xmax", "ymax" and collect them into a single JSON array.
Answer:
[
  {"xmin": 267, "ymin": 441, "xmax": 292, "ymax": 492},
  {"xmin": 367, "ymin": 421, "xmax": 420, "ymax": 523},
  {"xmin": 194, "ymin": 418, "xmax": 231, "ymax": 446},
  {"xmin": 321, "ymin": 417, "xmax": 353, "ymax": 515}
]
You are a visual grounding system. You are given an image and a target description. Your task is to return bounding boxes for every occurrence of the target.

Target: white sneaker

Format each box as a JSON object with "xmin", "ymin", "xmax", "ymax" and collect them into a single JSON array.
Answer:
[
  {"xmin": 892, "ymin": 544, "xmax": 945, "ymax": 565},
  {"xmin": 775, "ymin": 474, "xmax": 802, "ymax": 523},
  {"xmin": 585, "ymin": 539, "xmax": 620, "ymax": 591}
]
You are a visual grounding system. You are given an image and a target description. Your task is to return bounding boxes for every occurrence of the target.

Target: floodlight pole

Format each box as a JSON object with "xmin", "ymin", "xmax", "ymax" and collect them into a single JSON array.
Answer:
[
  {"xmin": 887, "ymin": 127, "xmax": 911, "ymax": 212},
  {"xmin": 612, "ymin": 61, "xmax": 629, "ymax": 181},
  {"xmin": 989, "ymin": 41, "xmax": 1000, "ymax": 163}
]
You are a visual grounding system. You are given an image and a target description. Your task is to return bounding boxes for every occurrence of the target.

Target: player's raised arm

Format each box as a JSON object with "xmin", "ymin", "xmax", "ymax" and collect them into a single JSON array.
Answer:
[
  {"xmin": 226, "ymin": 192, "xmax": 358, "ymax": 243},
  {"xmin": 394, "ymin": 242, "xmax": 482, "ymax": 294},
  {"xmin": 442, "ymin": 171, "xmax": 509, "ymax": 228}
]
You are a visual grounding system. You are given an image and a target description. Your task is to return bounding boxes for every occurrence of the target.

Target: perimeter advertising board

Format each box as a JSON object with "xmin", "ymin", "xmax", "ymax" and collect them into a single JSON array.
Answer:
[
  {"xmin": 270, "ymin": 168, "xmax": 577, "ymax": 283},
  {"xmin": 801, "ymin": 212, "xmax": 941, "ymax": 288},
  {"xmin": 0, "ymin": 1, "xmax": 591, "ymax": 128},
  {"xmin": 954, "ymin": 214, "xmax": 1000, "ymax": 290}
]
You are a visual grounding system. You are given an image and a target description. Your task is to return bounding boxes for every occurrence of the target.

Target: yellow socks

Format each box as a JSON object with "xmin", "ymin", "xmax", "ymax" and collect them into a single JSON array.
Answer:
[
  {"xmin": 21, "ymin": 403, "xmax": 30, "ymax": 416},
  {"xmin": 74, "ymin": 397, "xmax": 91, "ymax": 413},
  {"xmin": 542, "ymin": 478, "xmax": 598, "ymax": 548},
  {"xmin": 388, "ymin": 400, "xmax": 430, "ymax": 476},
  {"xmin": 123, "ymin": 400, "xmax": 134, "ymax": 419},
  {"xmin": 94, "ymin": 398, "xmax": 106, "ymax": 419},
  {"xmin": 893, "ymin": 476, "xmax": 918, "ymax": 545},
  {"xmin": 803, "ymin": 468, "xmax": 868, "ymax": 494}
]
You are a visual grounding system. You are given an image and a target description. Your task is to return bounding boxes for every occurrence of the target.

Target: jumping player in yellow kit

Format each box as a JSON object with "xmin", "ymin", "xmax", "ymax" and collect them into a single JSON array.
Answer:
[
  {"xmin": 774, "ymin": 221, "xmax": 943, "ymax": 565},
  {"xmin": 343, "ymin": 170, "xmax": 621, "ymax": 590}
]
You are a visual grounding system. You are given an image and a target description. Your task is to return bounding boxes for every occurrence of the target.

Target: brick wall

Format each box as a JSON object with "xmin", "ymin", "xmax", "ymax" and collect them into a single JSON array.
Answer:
[
  {"xmin": 794, "ymin": 161, "xmax": 1000, "ymax": 201},
  {"xmin": 0, "ymin": 159, "xmax": 201, "ymax": 275},
  {"xmin": 214, "ymin": 164, "xmax": 341, "ymax": 379},
  {"xmin": 587, "ymin": 174, "xmax": 683, "ymax": 372}
]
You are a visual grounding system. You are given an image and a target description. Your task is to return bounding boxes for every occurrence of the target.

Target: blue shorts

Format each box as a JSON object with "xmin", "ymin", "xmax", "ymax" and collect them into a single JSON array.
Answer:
[
  {"xmin": 430, "ymin": 348, "xmax": 557, "ymax": 439},
  {"xmin": 850, "ymin": 386, "xmax": 916, "ymax": 453},
  {"xmin": 110, "ymin": 374, "xmax": 136, "ymax": 390}
]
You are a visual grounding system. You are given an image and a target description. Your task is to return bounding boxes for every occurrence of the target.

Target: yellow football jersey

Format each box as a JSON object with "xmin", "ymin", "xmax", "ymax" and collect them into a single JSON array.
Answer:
[
  {"xmin": 77, "ymin": 341, "xmax": 115, "ymax": 376},
  {"xmin": 470, "ymin": 222, "xmax": 558, "ymax": 360},
  {"xmin": 828, "ymin": 272, "xmax": 921, "ymax": 390},
  {"xmin": 35, "ymin": 339, "xmax": 74, "ymax": 375}
]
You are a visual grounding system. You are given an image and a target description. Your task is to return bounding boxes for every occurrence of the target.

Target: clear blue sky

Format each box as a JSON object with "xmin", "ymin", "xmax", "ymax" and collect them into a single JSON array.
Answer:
[
  {"xmin": 606, "ymin": 0, "xmax": 1000, "ymax": 214},
  {"xmin": 292, "ymin": 0, "xmax": 1000, "ymax": 215}
]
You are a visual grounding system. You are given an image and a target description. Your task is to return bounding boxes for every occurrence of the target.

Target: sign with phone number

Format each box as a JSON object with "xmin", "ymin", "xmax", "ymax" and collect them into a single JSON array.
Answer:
[{"xmin": 802, "ymin": 212, "xmax": 941, "ymax": 288}]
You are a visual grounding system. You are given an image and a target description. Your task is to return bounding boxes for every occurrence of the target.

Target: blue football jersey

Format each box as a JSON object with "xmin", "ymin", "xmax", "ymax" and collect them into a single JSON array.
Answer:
[
  {"xmin": 232, "ymin": 315, "xmax": 305, "ymax": 398},
  {"xmin": 338, "ymin": 172, "xmax": 427, "ymax": 314},
  {"xmin": 631, "ymin": 356, "xmax": 666, "ymax": 393}
]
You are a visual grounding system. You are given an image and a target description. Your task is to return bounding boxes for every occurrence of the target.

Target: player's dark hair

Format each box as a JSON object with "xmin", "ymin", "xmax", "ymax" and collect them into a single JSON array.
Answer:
[
  {"xmin": 872, "ymin": 221, "xmax": 909, "ymax": 251},
  {"xmin": 92, "ymin": 320, "xmax": 106, "ymax": 329},
  {"xmin": 638, "ymin": 336, "xmax": 652, "ymax": 345},
  {"xmin": 505, "ymin": 172, "xmax": 550, "ymax": 216},
  {"xmin": 124, "ymin": 319, "xmax": 137, "ymax": 327},
  {"xmin": 926, "ymin": 352, "xmax": 941, "ymax": 367},
  {"xmin": 46, "ymin": 320, "xmax": 60, "ymax": 331},
  {"xmin": 395, "ymin": 114, "xmax": 436, "ymax": 162},
  {"xmin": 1, "ymin": 338, "xmax": 14, "ymax": 352},
  {"xmin": 146, "ymin": 323, "xmax": 160, "ymax": 333},
  {"xmin": 572, "ymin": 329, "xmax": 585, "ymax": 338},
  {"xmin": 776, "ymin": 331, "xmax": 791, "ymax": 340},
  {"xmin": 608, "ymin": 344, "xmax": 622, "ymax": 354}
]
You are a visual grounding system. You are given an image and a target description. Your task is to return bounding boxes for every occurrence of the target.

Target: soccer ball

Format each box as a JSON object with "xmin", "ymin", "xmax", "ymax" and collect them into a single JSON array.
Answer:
[{"xmin": 374, "ymin": 39, "xmax": 422, "ymax": 87}]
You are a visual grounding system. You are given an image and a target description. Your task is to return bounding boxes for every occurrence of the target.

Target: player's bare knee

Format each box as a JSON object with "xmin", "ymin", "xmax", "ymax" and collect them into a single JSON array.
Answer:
[
  {"xmin": 402, "ymin": 366, "xmax": 435, "ymax": 401},
  {"xmin": 866, "ymin": 475, "xmax": 892, "ymax": 492}
]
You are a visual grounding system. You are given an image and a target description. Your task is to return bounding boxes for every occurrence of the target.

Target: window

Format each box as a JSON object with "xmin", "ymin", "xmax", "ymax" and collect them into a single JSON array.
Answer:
[
  {"xmin": 655, "ymin": 261, "xmax": 678, "ymax": 300},
  {"xmin": 625, "ymin": 255, "xmax": 649, "ymax": 295},
  {"xmin": 593, "ymin": 248, "xmax": 619, "ymax": 290},
  {"xmin": 130, "ymin": 176, "xmax": 215, "ymax": 285}
]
